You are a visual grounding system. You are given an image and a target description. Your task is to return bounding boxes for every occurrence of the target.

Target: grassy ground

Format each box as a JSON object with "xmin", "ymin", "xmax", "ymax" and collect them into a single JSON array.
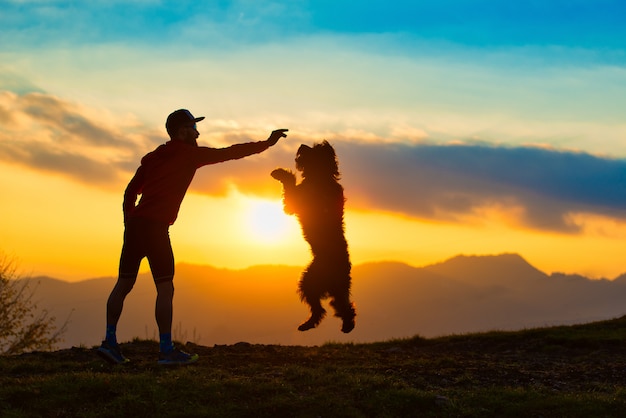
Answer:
[{"xmin": 2, "ymin": 317, "xmax": 626, "ymax": 417}]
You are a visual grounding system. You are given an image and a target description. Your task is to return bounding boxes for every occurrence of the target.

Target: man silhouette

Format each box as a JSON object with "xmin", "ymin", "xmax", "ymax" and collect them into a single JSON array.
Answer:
[{"xmin": 97, "ymin": 109, "xmax": 287, "ymax": 365}]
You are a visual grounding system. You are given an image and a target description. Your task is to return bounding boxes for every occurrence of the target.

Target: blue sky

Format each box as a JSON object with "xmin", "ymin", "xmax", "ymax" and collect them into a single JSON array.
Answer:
[
  {"xmin": 312, "ymin": 0, "xmax": 626, "ymax": 48},
  {"xmin": 1, "ymin": 0, "xmax": 626, "ymax": 278},
  {"xmin": 3, "ymin": 1, "xmax": 626, "ymax": 49}
]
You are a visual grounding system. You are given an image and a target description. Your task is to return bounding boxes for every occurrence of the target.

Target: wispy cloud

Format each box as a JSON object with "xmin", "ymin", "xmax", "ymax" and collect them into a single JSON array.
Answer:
[
  {"xmin": 0, "ymin": 91, "xmax": 159, "ymax": 186},
  {"xmin": 332, "ymin": 141, "xmax": 626, "ymax": 233}
]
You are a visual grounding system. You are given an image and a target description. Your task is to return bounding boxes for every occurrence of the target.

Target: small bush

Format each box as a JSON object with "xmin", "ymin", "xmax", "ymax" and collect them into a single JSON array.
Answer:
[{"xmin": 0, "ymin": 251, "xmax": 68, "ymax": 354}]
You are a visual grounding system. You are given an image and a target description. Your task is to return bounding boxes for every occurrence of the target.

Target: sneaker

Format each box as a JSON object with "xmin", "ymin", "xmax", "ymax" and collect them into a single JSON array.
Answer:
[
  {"xmin": 97, "ymin": 340, "xmax": 130, "ymax": 365},
  {"xmin": 158, "ymin": 347, "xmax": 199, "ymax": 366}
]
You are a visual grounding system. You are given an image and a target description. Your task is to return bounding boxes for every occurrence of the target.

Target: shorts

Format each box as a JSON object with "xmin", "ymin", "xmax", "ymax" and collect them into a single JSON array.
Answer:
[{"xmin": 118, "ymin": 217, "xmax": 174, "ymax": 284}]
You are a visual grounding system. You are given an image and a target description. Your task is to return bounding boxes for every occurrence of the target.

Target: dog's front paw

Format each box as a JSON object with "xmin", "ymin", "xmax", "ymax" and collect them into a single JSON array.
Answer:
[{"xmin": 271, "ymin": 168, "xmax": 296, "ymax": 185}]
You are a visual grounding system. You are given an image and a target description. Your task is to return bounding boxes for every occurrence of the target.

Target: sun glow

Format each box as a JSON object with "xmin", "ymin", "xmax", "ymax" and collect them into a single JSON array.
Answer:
[{"xmin": 242, "ymin": 197, "xmax": 298, "ymax": 244}]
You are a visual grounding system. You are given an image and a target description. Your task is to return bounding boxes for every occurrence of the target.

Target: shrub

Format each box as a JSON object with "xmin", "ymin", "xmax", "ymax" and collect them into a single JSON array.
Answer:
[{"xmin": 0, "ymin": 252, "xmax": 68, "ymax": 354}]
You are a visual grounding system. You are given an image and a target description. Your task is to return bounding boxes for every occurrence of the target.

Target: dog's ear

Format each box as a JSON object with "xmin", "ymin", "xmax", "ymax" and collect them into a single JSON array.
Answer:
[
  {"xmin": 320, "ymin": 140, "xmax": 335, "ymax": 154},
  {"xmin": 320, "ymin": 141, "xmax": 337, "ymax": 161},
  {"xmin": 297, "ymin": 144, "xmax": 312, "ymax": 157}
]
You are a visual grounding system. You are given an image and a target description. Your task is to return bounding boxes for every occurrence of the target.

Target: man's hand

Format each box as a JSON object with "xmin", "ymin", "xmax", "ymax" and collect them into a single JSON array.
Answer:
[{"xmin": 267, "ymin": 129, "xmax": 288, "ymax": 146}]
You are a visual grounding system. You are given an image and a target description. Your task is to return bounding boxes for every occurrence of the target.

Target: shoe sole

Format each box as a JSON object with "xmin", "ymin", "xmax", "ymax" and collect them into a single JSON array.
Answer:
[
  {"xmin": 97, "ymin": 347, "xmax": 129, "ymax": 365},
  {"xmin": 158, "ymin": 355, "xmax": 199, "ymax": 366}
]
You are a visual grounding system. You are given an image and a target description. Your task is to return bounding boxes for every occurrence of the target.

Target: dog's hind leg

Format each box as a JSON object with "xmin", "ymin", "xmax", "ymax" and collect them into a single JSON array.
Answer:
[
  {"xmin": 297, "ymin": 269, "xmax": 326, "ymax": 331},
  {"xmin": 330, "ymin": 295, "xmax": 356, "ymax": 333},
  {"xmin": 298, "ymin": 296, "xmax": 326, "ymax": 331}
]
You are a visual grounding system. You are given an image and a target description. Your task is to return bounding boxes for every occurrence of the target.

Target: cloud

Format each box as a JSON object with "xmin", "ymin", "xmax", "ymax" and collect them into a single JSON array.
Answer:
[
  {"xmin": 18, "ymin": 93, "xmax": 128, "ymax": 148},
  {"xmin": 0, "ymin": 90, "xmax": 158, "ymax": 186},
  {"xmin": 331, "ymin": 140, "xmax": 626, "ymax": 233}
]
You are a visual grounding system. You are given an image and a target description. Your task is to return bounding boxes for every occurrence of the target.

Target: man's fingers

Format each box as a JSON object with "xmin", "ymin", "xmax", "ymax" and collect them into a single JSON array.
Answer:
[{"xmin": 274, "ymin": 128, "xmax": 288, "ymax": 137}]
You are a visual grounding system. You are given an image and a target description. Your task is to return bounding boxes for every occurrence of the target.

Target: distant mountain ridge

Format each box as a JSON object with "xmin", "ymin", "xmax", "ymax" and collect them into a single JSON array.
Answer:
[
  {"xmin": 27, "ymin": 253, "xmax": 626, "ymax": 349},
  {"xmin": 424, "ymin": 253, "xmax": 546, "ymax": 283}
]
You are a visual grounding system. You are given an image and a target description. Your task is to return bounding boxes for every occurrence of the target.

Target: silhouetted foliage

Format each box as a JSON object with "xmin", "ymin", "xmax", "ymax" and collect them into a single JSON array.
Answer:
[{"xmin": 0, "ymin": 252, "xmax": 67, "ymax": 354}]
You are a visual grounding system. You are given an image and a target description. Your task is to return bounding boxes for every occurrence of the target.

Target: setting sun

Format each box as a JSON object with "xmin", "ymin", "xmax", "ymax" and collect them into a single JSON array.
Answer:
[{"xmin": 242, "ymin": 198, "xmax": 298, "ymax": 244}]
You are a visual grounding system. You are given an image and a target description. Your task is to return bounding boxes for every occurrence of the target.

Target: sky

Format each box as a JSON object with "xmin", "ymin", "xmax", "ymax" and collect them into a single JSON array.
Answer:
[{"xmin": 1, "ymin": 0, "xmax": 626, "ymax": 281}]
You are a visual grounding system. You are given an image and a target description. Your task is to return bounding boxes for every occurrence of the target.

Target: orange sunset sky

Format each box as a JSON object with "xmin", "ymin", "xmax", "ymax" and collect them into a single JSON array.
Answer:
[{"xmin": 1, "ymin": 1, "xmax": 626, "ymax": 282}]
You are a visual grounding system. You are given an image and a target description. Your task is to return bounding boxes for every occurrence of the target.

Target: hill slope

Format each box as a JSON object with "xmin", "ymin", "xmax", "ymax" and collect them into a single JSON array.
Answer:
[
  {"xmin": 2, "ymin": 316, "xmax": 626, "ymax": 417},
  {"xmin": 27, "ymin": 253, "xmax": 626, "ymax": 349}
]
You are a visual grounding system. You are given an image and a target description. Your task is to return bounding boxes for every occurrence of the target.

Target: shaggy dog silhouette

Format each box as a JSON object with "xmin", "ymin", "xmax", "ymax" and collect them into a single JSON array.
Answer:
[{"xmin": 271, "ymin": 141, "xmax": 356, "ymax": 333}]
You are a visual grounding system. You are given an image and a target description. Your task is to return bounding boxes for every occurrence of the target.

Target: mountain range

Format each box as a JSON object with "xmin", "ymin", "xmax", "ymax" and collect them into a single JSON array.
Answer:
[{"xmin": 26, "ymin": 253, "xmax": 626, "ymax": 349}]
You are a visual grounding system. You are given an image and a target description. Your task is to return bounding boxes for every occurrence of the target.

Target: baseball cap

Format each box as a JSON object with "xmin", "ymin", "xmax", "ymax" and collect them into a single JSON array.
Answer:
[{"xmin": 166, "ymin": 109, "xmax": 205, "ymax": 136}]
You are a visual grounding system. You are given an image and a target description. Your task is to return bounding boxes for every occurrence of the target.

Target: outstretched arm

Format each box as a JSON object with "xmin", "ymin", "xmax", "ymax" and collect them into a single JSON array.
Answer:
[{"xmin": 196, "ymin": 129, "xmax": 289, "ymax": 166}]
